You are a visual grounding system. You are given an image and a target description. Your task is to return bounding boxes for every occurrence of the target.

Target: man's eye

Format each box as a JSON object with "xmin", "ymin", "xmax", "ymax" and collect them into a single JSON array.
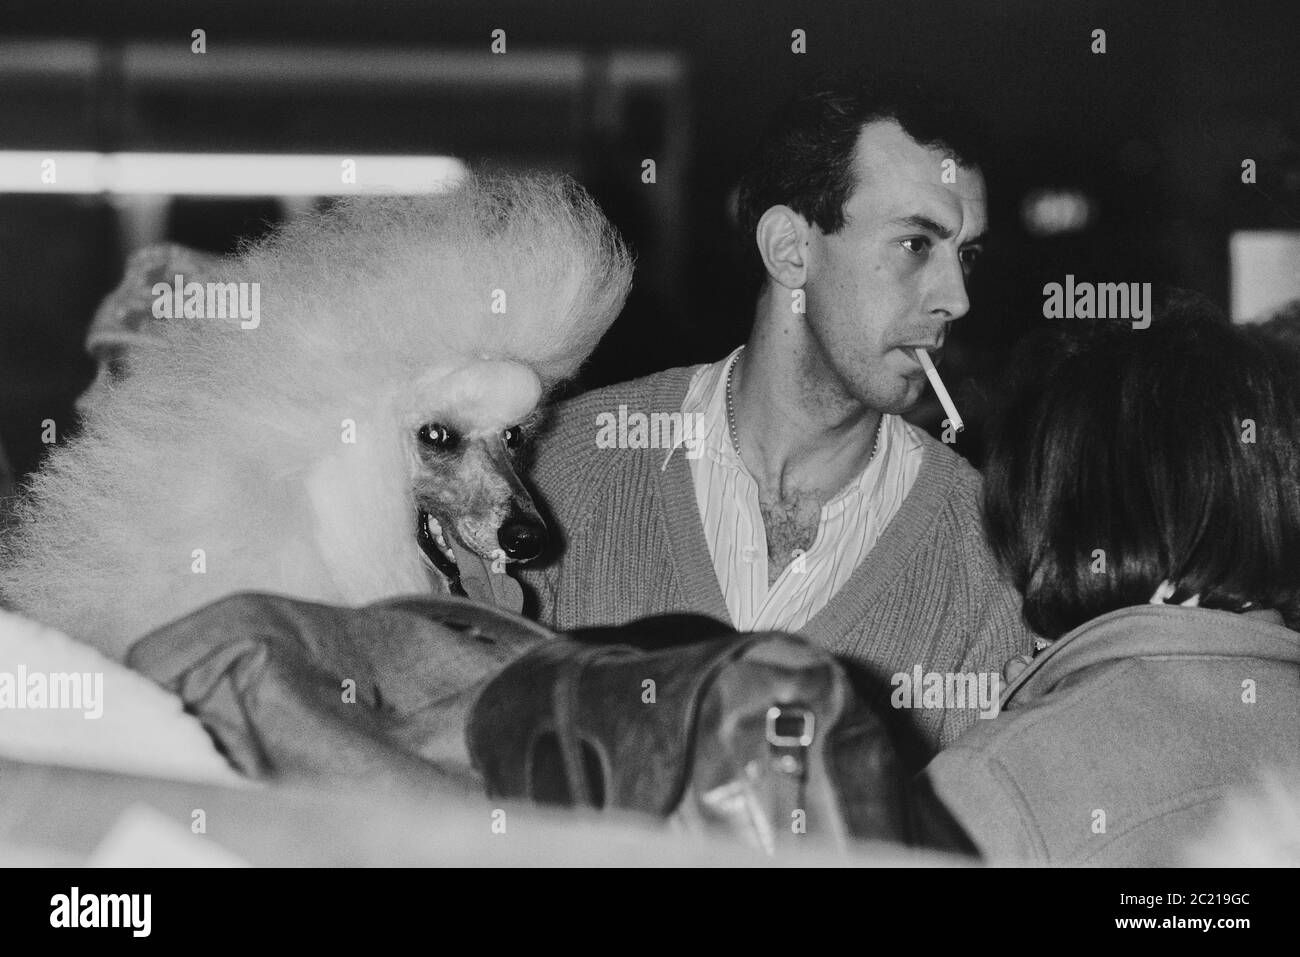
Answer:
[
  {"xmin": 418, "ymin": 423, "xmax": 458, "ymax": 449},
  {"xmin": 960, "ymin": 246, "xmax": 983, "ymax": 266},
  {"xmin": 503, "ymin": 426, "xmax": 523, "ymax": 449},
  {"xmin": 900, "ymin": 237, "xmax": 931, "ymax": 255}
]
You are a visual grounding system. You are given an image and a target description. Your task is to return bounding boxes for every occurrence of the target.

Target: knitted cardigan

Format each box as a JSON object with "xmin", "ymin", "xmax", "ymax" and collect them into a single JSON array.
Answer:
[{"xmin": 516, "ymin": 365, "xmax": 1037, "ymax": 763}]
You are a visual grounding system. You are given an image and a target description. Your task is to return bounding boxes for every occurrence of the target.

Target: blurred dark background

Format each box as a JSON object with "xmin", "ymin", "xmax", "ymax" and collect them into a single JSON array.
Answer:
[{"xmin": 2, "ymin": 0, "xmax": 1298, "ymax": 477}]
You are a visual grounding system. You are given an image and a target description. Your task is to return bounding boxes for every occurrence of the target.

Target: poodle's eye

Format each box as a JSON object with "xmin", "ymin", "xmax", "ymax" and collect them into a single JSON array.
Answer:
[
  {"xmin": 418, "ymin": 423, "xmax": 459, "ymax": 450},
  {"xmin": 503, "ymin": 425, "xmax": 523, "ymax": 449}
]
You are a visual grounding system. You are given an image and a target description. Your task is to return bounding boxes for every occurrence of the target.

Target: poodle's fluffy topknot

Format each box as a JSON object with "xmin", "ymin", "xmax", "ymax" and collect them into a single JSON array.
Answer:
[
  {"xmin": 234, "ymin": 170, "xmax": 635, "ymax": 399},
  {"xmin": 0, "ymin": 172, "xmax": 633, "ymax": 657}
]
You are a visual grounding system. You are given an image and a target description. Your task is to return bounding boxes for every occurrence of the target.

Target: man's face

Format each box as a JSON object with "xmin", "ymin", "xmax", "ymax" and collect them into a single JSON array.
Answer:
[{"xmin": 800, "ymin": 119, "xmax": 988, "ymax": 415}]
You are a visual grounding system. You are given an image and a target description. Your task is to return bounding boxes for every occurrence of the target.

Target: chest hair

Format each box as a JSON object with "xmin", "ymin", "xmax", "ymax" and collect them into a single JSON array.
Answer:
[{"xmin": 757, "ymin": 490, "xmax": 823, "ymax": 586}]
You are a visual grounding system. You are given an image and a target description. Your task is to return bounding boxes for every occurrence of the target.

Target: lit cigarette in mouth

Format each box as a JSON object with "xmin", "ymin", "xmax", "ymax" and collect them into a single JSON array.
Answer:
[{"xmin": 915, "ymin": 349, "xmax": 964, "ymax": 433}]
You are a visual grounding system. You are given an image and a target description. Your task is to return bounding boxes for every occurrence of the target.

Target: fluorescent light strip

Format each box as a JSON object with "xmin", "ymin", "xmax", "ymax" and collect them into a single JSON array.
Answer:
[{"xmin": 0, "ymin": 151, "xmax": 467, "ymax": 196}]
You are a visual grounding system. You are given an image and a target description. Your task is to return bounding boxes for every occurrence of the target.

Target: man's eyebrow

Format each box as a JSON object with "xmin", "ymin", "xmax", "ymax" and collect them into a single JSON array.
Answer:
[
  {"xmin": 893, "ymin": 214, "xmax": 954, "ymax": 239},
  {"xmin": 892, "ymin": 215, "xmax": 988, "ymax": 247}
]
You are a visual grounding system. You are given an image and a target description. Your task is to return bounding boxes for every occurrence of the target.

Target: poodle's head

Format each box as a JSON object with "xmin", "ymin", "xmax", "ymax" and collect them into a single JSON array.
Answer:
[
  {"xmin": 229, "ymin": 171, "xmax": 632, "ymax": 585},
  {"xmin": 398, "ymin": 359, "xmax": 548, "ymax": 581}
]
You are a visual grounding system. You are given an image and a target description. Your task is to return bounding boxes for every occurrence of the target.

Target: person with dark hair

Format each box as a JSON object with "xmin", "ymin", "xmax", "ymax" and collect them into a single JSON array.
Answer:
[
  {"xmin": 733, "ymin": 73, "xmax": 986, "ymax": 284},
  {"xmin": 520, "ymin": 72, "xmax": 1035, "ymax": 766},
  {"xmin": 925, "ymin": 315, "xmax": 1300, "ymax": 865}
]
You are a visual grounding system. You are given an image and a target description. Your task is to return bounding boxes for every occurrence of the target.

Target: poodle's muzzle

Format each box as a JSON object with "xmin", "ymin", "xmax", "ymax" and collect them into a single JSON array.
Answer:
[{"xmin": 412, "ymin": 423, "xmax": 548, "ymax": 591}]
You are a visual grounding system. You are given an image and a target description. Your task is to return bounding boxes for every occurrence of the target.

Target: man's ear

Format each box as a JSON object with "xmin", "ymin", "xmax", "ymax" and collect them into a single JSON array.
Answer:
[{"xmin": 755, "ymin": 205, "xmax": 811, "ymax": 290}]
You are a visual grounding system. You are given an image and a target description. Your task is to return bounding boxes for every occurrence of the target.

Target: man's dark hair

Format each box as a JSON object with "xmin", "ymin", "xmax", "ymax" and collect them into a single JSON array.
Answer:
[
  {"xmin": 735, "ymin": 71, "xmax": 987, "ymax": 280},
  {"xmin": 982, "ymin": 306, "xmax": 1300, "ymax": 639}
]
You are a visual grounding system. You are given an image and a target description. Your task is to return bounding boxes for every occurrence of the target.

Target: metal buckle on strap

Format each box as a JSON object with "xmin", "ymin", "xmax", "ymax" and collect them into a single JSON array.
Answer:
[{"xmin": 765, "ymin": 704, "xmax": 815, "ymax": 748}]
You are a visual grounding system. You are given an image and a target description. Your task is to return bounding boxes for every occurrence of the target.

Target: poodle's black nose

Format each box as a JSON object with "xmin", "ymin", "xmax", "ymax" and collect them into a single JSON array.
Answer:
[{"xmin": 498, "ymin": 517, "xmax": 547, "ymax": 562}]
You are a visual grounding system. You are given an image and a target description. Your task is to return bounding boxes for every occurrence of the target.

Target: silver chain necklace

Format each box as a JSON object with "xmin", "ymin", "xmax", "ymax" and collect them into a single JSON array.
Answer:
[{"xmin": 724, "ymin": 346, "xmax": 881, "ymax": 464}]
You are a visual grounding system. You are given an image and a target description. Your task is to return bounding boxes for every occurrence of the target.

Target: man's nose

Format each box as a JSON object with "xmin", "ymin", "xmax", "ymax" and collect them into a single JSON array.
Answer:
[{"xmin": 928, "ymin": 252, "xmax": 972, "ymax": 322}]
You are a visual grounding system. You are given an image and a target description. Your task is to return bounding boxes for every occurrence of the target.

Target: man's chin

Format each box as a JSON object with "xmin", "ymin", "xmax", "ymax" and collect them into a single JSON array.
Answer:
[
  {"xmin": 865, "ymin": 377, "xmax": 927, "ymax": 416},
  {"xmin": 820, "ymin": 355, "xmax": 925, "ymax": 417}
]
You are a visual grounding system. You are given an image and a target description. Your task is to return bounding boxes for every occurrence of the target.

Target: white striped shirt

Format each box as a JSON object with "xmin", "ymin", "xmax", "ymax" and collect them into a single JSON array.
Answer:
[{"xmin": 684, "ymin": 347, "xmax": 924, "ymax": 633}]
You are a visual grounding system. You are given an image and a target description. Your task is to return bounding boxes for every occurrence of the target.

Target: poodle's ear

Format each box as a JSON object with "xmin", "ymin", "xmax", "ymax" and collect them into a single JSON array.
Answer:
[{"xmin": 78, "ymin": 244, "xmax": 231, "ymax": 416}]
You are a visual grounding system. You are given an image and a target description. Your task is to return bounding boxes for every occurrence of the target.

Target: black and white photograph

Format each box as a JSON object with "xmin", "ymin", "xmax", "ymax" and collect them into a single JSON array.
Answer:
[{"xmin": 0, "ymin": 0, "xmax": 1296, "ymax": 909}]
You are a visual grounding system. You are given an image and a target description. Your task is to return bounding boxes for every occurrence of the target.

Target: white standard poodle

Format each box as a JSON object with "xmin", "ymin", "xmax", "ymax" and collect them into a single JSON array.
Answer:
[{"xmin": 0, "ymin": 172, "xmax": 633, "ymax": 660}]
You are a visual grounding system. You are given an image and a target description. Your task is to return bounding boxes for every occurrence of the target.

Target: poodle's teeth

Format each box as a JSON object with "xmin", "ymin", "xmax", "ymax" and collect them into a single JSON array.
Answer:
[
  {"xmin": 421, "ymin": 514, "xmax": 459, "ymax": 565},
  {"xmin": 424, "ymin": 515, "xmax": 457, "ymax": 563}
]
